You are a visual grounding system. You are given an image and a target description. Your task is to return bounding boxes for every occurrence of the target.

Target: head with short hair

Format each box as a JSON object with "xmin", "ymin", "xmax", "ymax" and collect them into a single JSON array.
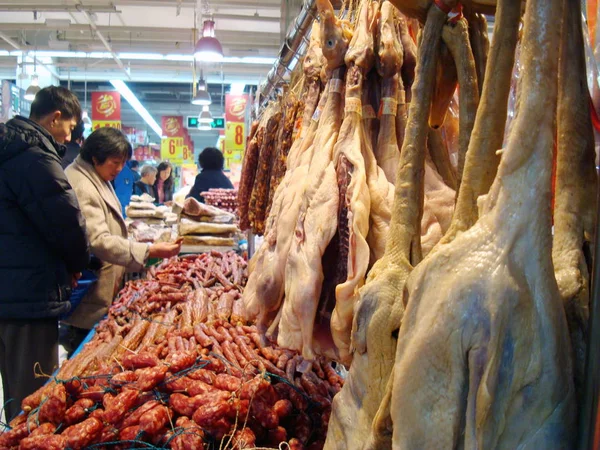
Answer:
[
  {"xmin": 129, "ymin": 160, "xmax": 140, "ymax": 171},
  {"xmin": 140, "ymin": 164, "xmax": 158, "ymax": 185},
  {"xmin": 199, "ymin": 147, "xmax": 225, "ymax": 171},
  {"xmin": 80, "ymin": 127, "xmax": 132, "ymax": 182},
  {"xmin": 29, "ymin": 86, "xmax": 82, "ymax": 144}
]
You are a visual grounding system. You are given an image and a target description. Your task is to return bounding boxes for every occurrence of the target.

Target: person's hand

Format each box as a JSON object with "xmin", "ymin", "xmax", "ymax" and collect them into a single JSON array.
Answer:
[
  {"xmin": 149, "ymin": 238, "xmax": 183, "ymax": 259},
  {"xmin": 165, "ymin": 201, "xmax": 173, "ymax": 207},
  {"xmin": 71, "ymin": 272, "xmax": 82, "ymax": 288}
]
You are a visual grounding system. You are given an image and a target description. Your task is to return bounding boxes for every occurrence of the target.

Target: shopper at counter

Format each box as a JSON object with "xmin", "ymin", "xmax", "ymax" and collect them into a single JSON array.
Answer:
[
  {"xmin": 187, "ymin": 147, "xmax": 233, "ymax": 203},
  {"xmin": 61, "ymin": 120, "xmax": 85, "ymax": 169},
  {"xmin": 0, "ymin": 86, "xmax": 90, "ymax": 419},
  {"xmin": 154, "ymin": 161, "xmax": 174, "ymax": 205},
  {"xmin": 112, "ymin": 161, "xmax": 137, "ymax": 216},
  {"xmin": 64, "ymin": 128, "xmax": 182, "ymax": 350},
  {"xmin": 133, "ymin": 164, "xmax": 158, "ymax": 197}
]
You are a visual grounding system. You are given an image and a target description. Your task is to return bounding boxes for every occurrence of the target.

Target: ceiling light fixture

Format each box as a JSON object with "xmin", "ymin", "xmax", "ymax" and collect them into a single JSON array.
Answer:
[
  {"xmin": 194, "ymin": 19, "xmax": 223, "ymax": 62},
  {"xmin": 191, "ymin": 71, "xmax": 211, "ymax": 106},
  {"xmin": 110, "ymin": 80, "xmax": 162, "ymax": 138},
  {"xmin": 24, "ymin": 74, "xmax": 40, "ymax": 101},
  {"xmin": 198, "ymin": 105, "xmax": 213, "ymax": 124},
  {"xmin": 24, "ymin": 47, "xmax": 40, "ymax": 102}
]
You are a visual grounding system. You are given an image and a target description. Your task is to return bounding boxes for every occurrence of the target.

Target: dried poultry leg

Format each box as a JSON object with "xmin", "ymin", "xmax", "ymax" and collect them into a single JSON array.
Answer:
[
  {"xmin": 435, "ymin": 0, "xmax": 521, "ymax": 245},
  {"xmin": 442, "ymin": 16, "xmax": 479, "ymax": 188},
  {"xmin": 553, "ymin": 0, "xmax": 598, "ymax": 407}
]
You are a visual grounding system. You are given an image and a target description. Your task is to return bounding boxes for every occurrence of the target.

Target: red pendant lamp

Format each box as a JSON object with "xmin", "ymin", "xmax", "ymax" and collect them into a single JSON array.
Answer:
[{"xmin": 194, "ymin": 19, "xmax": 224, "ymax": 62}]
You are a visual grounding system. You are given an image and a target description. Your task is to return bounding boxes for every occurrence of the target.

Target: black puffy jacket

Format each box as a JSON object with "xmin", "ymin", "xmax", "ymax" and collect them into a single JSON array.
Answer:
[{"xmin": 0, "ymin": 116, "xmax": 90, "ymax": 319}]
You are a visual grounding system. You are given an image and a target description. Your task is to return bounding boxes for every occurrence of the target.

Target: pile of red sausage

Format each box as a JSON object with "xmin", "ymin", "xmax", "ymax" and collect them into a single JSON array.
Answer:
[
  {"xmin": 1, "ymin": 252, "xmax": 343, "ymax": 450},
  {"xmin": 200, "ymin": 189, "xmax": 238, "ymax": 215}
]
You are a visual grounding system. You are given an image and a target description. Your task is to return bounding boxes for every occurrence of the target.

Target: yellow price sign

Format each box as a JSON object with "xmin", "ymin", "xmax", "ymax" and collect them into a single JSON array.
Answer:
[
  {"xmin": 93, "ymin": 120, "xmax": 121, "ymax": 130},
  {"xmin": 182, "ymin": 145, "xmax": 194, "ymax": 163},
  {"xmin": 225, "ymin": 122, "xmax": 245, "ymax": 151},
  {"xmin": 161, "ymin": 137, "xmax": 184, "ymax": 161}
]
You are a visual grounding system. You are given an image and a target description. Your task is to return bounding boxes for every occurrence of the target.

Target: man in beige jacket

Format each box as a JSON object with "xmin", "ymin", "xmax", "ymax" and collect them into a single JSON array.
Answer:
[{"xmin": 64, "ymin": 127, "xmax": 181, "ymax": 349}]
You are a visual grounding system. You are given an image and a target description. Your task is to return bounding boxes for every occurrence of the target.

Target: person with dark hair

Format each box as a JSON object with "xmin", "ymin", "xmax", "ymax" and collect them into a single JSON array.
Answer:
[
  {"xmin": 0, "ymin": 85, "xmax": 89, "ymax": 419},
  {"xmin": 153, "ymin": 161, "xmax": 174, "ymax": 205},
  {"xmin": 65, "ymin": 127, "xmax": 181, "ymax": 350},
  {"xmin": 129, "ymin": 160, "xmax": 141, "ymax": 183},
  {"xmin": 61, "ymin": 120, "xmax": 85, "ymax": 169},
  {"xmin": 187, "ymin": 147, "xmax": 233, "ymax": 203}
]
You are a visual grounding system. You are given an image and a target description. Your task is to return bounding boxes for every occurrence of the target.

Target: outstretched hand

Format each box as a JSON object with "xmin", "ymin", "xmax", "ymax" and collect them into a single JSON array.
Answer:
[{"xmin": 149, "ymin": 238, "xmax": 183, "ymax": 259}]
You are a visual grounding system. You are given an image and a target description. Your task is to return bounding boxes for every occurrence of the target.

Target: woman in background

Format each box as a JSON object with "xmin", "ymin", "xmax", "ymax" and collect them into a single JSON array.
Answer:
[
  {"xmin": 65, "ymin": 128, "xmax": 182, "ymax": 351},
  {"xmin": 187, "ymin": 147, "xmax": 233, "ymax": 203},
  {"xmin": 154, "ymin": 161, "xmax": 174, "ymax": 205}
]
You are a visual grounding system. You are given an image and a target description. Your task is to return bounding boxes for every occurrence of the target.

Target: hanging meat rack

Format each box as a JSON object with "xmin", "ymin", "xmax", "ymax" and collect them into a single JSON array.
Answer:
[{"xmin": 258, "ymin": 0, "xmax": 318, "ymax": 110}]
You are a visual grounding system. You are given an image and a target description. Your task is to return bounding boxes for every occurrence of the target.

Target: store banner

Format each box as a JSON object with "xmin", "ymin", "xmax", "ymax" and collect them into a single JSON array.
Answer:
[
  {"xmin": 161, "ymin": 116, "xmax": 185, "ymax": 162},
  {"xmin": 91, "ymin": 91, "xmax": 121, "ymax": 130},
  {"xmin": 224, "ymin": 94, "xmax": 248, "ymax": 170}
]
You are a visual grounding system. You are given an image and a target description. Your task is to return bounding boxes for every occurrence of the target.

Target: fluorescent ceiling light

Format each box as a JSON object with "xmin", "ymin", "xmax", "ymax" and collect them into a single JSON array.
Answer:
[
  {"xmin": 110, "ymin": 79, "xmax": 162, "ymax": 139},
  {"xmin": 2, "ymin": 50, "xmax": 275, "ymax": 65},
  {"xmin": 229, "ymin": 83, "xmax": 245, "ymax": 95}
]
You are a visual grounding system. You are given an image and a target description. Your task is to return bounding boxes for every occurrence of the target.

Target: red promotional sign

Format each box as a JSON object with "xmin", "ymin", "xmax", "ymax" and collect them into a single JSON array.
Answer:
[
  {"xmin": 225, "ymin": 94, "xmax": 248, "ymax": 123},
  {"xmin": 161, "ymin": 116, "xmax": 184, "ymax": 137},
  {"xmin": 91, "ymin": 92, "xmax": 121, "ymax": 121}
]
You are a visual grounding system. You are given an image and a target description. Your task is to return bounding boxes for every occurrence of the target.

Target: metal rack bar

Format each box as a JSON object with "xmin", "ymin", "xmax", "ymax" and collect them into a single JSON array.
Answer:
[{"xmin": 259, "ymin": 0, "xmax": 317, "ymax": 108}]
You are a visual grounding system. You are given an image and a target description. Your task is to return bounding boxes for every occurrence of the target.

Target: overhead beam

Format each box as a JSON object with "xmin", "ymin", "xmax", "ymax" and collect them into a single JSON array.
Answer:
[
  {"xmin": 0, "ymin": 3, "xmax": 120, "ymax": 12},
  {"xmin": 0, "ymin": 30, "xmax": 61, "ymax": 79},
  {"xmin": 75, "ymin": 2, "xmax": 131, "ymax": 80}
]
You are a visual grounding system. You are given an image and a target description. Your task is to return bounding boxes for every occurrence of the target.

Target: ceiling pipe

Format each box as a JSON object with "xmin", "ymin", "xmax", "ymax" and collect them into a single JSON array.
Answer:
[
  {"xmin": 0, "ymin": 30, "xmax": 61, "ymax": 79},
  {"xmin": 76, "ymin": 3, "xmax": 131, "ymax": 80}
]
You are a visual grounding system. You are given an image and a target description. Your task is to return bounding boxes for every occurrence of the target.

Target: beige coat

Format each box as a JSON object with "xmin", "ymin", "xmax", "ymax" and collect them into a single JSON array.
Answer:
[{"xmin": 65, "ymin": 155, "xmax": 149, "ymax": 329}]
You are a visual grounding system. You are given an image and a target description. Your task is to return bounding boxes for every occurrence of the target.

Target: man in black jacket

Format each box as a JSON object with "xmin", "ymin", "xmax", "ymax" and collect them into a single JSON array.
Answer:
[{"xmin": 0, "ymin": 86, "xmax": 90, "ymax": 419}]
